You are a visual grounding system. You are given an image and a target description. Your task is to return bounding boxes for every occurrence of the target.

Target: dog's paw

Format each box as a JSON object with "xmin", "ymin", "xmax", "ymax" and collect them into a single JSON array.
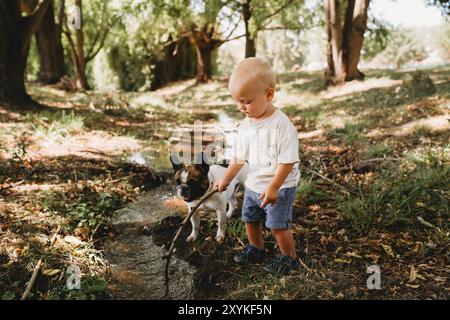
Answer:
[
  {"xmin": 215, "ymin": 232, "xmax": 226, "ymax": 243},
  {"xmin": 186, "ymin": 233, "xmax": 198, "ymax": 242},
  {"xmin": 226, "ymin": 210, "xmax": 234, "ymax": 220}
]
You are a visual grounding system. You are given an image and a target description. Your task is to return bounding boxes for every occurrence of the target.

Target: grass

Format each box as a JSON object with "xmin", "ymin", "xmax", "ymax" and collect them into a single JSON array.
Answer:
[
  {"xmin": 338, "ymin": 147, "xmax": 449, "ymax": 234},
  {"xmin": 26, "ymin": 110, "xmax": 85, "ymax": 138},
  {"xmin": 363, "ymin": 143, "xmax": 395, "ymax": 159},
  {"xmin": 327, "ymin": 122, "xmax": 366, "ymax": 145}
]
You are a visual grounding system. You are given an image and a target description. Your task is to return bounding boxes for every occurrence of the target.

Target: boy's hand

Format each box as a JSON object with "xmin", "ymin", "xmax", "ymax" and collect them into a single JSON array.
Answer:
[
  {"xmin": 214, "ymin": 179, "xmax": 229, "ymax": 193},
  {"xmin": 259, "ymin": 186, "xmax": 279, "ymax": 208}
]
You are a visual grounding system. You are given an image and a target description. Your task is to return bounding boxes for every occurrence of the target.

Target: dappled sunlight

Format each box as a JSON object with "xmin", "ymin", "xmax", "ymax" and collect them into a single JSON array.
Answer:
[
  {"xmin": 366, "ymin": 115, "xmax": 449, "ymax": 138},
  {"xmin": 321, "ymin": 77, "xmax": 402, "ymax": 99},
  {"xmin": 26, "ymin": 131, "xmax": 141, "ymax": 160}
]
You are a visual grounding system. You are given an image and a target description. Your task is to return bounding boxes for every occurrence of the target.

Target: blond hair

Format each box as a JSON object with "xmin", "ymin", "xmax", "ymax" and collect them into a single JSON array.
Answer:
[{"xmin": 229, "ymin": 57, "xmax": 277, "ymax": 93}]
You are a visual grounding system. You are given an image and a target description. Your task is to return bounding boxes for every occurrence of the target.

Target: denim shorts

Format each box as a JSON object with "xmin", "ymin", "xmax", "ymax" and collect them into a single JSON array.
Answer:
[{"xmin": 241, "ymin": 186, "xmax": 297, "ymax": 229}]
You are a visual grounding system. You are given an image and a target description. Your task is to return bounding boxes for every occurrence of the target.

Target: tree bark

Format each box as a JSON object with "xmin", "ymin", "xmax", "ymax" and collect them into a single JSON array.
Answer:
[
  {"xmin": 344, "ymin": 0, "xmax": 369, "ymax": 80},
  {"xmin": 188, "ymin": 25, "xmax": 221, "ymax": 84},
  {"xmin": 194, "ymin": 44, "xmax": 214, "ymax": 83},
  {"xmin": 35, "ymin": 0, "xmax": 66, "ymax": 84},
  {"xmin": 0, "ymin": 0, "xmax": 52, "ymax": 106},
  {"xmin": 243, "ymin": 0, "xmax": 256, "ymax": 58},
  {"xmin": 151, "ymin": 37, "xmax": 196, "ymax": 90},
  {"xmin": 325, "ymin": 0, "xmax": 370, "ymax": 85},
  {"xmin": 74, "ymin": 0, "xmax": 88, "ymax": 90}
]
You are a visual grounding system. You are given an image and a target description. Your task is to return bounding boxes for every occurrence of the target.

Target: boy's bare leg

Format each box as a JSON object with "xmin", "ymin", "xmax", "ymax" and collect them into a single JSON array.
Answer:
[
  {"xmin": 246, "ymin": 222, "xmax": 264, "ymax": 249},
  {"xmin": 271, "ymin": 229, "xmax": 297, "ymax": 258}
]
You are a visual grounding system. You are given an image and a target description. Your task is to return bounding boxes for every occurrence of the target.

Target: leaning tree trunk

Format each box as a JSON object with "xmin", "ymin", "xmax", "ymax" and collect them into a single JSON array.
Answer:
[
  {"xmin": 0, "ymin": 0, "xmax": 52, "ymax": 106},
  {"xmin": 344, "ymin": 0, "xmax": 369, "ymax": 80},
  {"xmin": 35, "ymin": 0, "xmax": 66, "ymax": 84},
  {"xmin": 325, "ymin": 0, "xmax": 370, "ymax": 85},
  {"xmin": 188, "ymin": 26, "xmax": 221, "ymax": 84},
  {"xmin": 194, "ymin": 45, "xmax": 214, "ymax": 83},
  {"xmin": 243, "ymin": 0, "xmax": 257, "ymax": 58}
]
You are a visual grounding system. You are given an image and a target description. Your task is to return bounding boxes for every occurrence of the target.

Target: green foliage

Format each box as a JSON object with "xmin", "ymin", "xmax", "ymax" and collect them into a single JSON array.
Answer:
[
  {"xmin": 48, "ymin": 277, "xmax": 110, "ymax": 300},
  {"xmin": 26, "ymin": 37, "xmax": 40, "ymax": 82},
  {"xmin": 362, "ymin": 16, "xmax": 392, "ymax": 61},
  {"xmin": 26, "ymin": 110, "xmax": 84, "ymax": 137},
  {"xmin": 328, "ymin": 122, "xmax": 365, "ymax": 145},
  {"xmin": 338, "ymin": 148, "xmax": 450, "ymax": 234},
  {"xmin": 363, "ymin": 143, "xmax": 394, "ymax": 159},
  {"xmin": 371, "ymin": 28, "xmax": 427, "ymax": 68},
  {"xmin": 63, "ymin": 191, "xmax": 123, "ymax": 235},
  {"xmin": 400, "ymin": 71, "xmax": 437, "ymax": 99},
  {"xmin": 227, "ymin": 218, "xmax": 248, "ymax": 241}
]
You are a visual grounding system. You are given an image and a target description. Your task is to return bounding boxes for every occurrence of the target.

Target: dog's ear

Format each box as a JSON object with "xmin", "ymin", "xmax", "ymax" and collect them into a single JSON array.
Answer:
[
  {"xmin": 170, "ymin": 152, "xmax": 183, "ymax": 172},
  {"xmin": 194, "ymin": 152, "xmax": 209, "ymax": 174}
]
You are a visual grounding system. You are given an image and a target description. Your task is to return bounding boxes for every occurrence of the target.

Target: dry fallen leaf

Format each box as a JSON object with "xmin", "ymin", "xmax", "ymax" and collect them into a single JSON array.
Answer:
[
  {"xmin": 381, "ymin": 244, "xmax": 395, "ymax": 258},
  {"xmin": 334, "ymin": 258, "xmax": 351, "ymax": 264},
  {"xmin": 42, "ymin": 269, "xmax": 63, "ymax": 276},
  {"xmin": 409, "ymin": 266, "xmax": 417, "ymax": 283}
]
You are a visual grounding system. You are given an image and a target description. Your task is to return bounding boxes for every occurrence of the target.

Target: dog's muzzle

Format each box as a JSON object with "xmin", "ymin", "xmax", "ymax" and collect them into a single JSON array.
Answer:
[{"xmin": 178, "ymin": 185, "xmax": 191, "ymax": 201}]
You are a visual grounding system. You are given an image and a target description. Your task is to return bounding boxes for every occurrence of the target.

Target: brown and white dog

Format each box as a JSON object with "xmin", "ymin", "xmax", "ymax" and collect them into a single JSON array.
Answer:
[{"xmin": 170, "ymin": 152, "xmax": 248, "ymax": 242}]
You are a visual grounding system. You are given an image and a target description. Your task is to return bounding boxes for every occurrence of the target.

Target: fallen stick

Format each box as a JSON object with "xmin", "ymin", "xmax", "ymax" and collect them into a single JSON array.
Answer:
[
  {"xmin": 162, "ymin": 188, "xmax": 218, "ymax": 297},
  {"xmin": 21, "ymin": 225, "xmax": 62, "ymax": 300},
  {"xmin": 304, "ymin": 168, "xmax": 353, "ymax": 195}
]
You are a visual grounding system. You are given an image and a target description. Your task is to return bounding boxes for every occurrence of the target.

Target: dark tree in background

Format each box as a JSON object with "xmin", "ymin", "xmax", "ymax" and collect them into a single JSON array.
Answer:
[
  {"xmin": 22, "ymin": 0, "xmax": 66, "ymax": 84},
  {"xmin": 242, "ymin": 0, "xmax": 256, "ymax": 58},
  {"xmin": 35, "ymin": 0, "xmax": 66, "ymax": 84},
  {"xmin": 324, "ymin": 0, "xmax": 370, "ymax": 85},
  {"xmin": 0, "ymin": 0, "xmax": 52, "ymax": 106}
]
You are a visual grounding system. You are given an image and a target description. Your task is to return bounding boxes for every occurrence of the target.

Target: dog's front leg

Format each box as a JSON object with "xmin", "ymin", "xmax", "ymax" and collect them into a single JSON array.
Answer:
[
  {"xmin": 215, "ymin": 209, "xmax": 227, "ymax": 243},
  {"xmin": 186, "ymin": 209, "xmax": 200, "ymax": 242}
]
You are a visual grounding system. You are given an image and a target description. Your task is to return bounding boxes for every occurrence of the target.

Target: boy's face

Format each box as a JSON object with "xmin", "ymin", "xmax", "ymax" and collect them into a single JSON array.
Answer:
[{"xmin": 229, "ymin": 80, "xmax": 274, "ymax": 119}]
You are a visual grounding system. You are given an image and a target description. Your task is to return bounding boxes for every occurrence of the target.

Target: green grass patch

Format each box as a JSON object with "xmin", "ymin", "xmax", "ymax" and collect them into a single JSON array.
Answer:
[
  {"xmin": 26, "ymin": 110, "xmax": 84, "ymax": 138},
  {"xmin": 327, "ymin": 122, "xmax": 365, "ymax": 145},
  {"xmin": 338, "ymin": 148, "xmax": 449, "ymax": 234}
]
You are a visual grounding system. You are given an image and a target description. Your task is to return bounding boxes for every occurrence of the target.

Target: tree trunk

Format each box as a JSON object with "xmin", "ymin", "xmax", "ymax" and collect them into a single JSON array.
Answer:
[
  {"xmin": 151, "ymin": 37, "xmax": 196, "ymax": 90},
  {"xmin": 243, "ymin": 0, "xmax": 257, "ymax": 58},
  {"xmin": 35, "ymin": 0, "xmax": 66, "ymax": 84},
  {"xmin": 344, "ymin": 0, "xmax": 369, "ymax": 80},
  {"xmin": 74, "ymin": 0, "xmax": 88, "ymax": 90},
  {"xmin": 0, "ymin": 3, "xmax": 28, "ymax": 104},
  {"xmin": 0, "ymin": 0, "xmax": 52, "ymax": 106},
  {"xmin": 193, "ymin": 44, "xmax": 214, "ymax": 83},
  {"xmin": 188, "ymin": 26, "xmax": 221, "ymax": 84},
  {"xmin": 325, "ymin": 0, "xmax": 370, "ymax": 85},
  {"xmin": 325, "ymin": 0, "xmax": 346, "ymax": 85}
]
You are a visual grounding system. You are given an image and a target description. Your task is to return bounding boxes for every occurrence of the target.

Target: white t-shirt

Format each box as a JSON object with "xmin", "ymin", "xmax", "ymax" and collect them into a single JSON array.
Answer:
[{"xmin": 232, "ymin": 109, "xmax": 301, "ymax": 193}]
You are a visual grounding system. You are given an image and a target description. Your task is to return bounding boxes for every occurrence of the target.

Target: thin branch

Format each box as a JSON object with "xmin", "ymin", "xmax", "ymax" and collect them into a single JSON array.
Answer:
[
  {"xmin": 21, "ymin": 226, "xmax": 62, "ymax": 300},
  {"xmin": 222, "ymin": 16, "xmax": 242, "ymax": 42},
  {"xmin": 220, "ymin": 33, "xmax": 246, "ymax": 44},
  {"xmin": 163, "ymin": 188, "xmax": 218, "ymax": 298},
  {"xmin": 258, "ymin": 0, "xmax": 295, "ymax": 31},
  {"xmin": 85, "ymin": 15, "xmax": 120, "ymax": 63},
  {"xmin": 304, "ymin": 168, "xmax": 352, "ymax": 194}
]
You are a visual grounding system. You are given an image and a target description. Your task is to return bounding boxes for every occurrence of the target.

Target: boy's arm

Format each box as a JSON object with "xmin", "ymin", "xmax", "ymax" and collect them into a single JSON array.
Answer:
[
  {"xmin": 214, "ymin": 157, "xmax": 245, "ymax": 192},
  {"xmin": 259, "ymin": 163, "xmax": 295, "ymax": 208}
]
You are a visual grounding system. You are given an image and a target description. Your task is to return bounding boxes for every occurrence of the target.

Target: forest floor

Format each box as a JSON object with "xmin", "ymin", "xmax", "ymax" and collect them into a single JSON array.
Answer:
[{"xmin": 0, "ymin": 65, "xmax": 449, "ymax": 300}]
